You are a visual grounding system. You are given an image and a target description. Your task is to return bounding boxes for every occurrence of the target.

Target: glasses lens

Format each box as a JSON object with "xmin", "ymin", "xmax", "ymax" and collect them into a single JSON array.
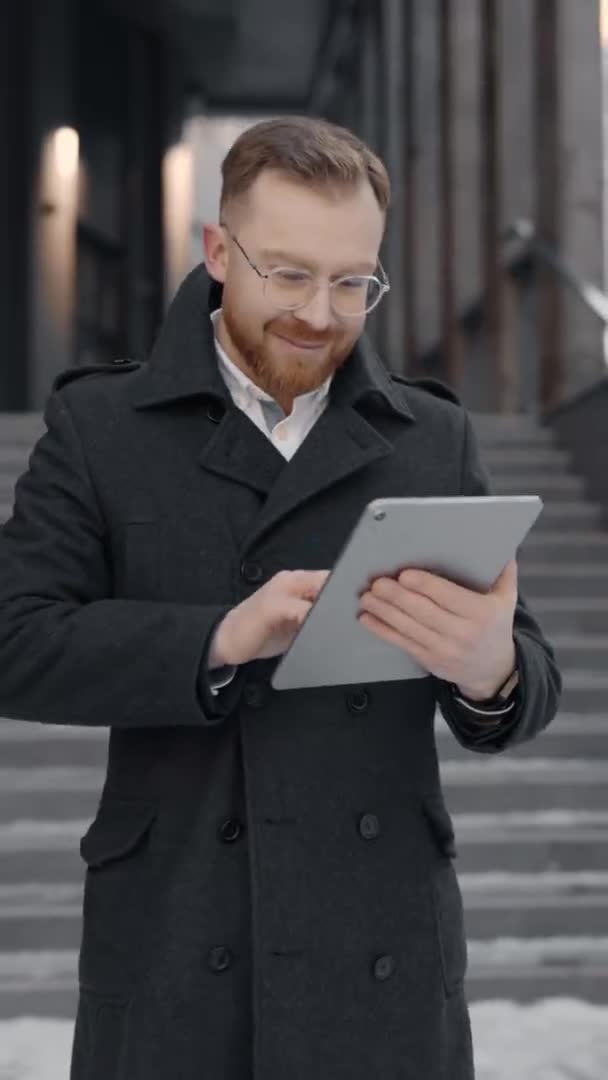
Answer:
[
  {"xmin": 267, "ymin": 268, "xmax": 316, "ymax": 310},
  {"xmin": 331, "ymin": 276, "xmax": 383, "ymax": 317}
]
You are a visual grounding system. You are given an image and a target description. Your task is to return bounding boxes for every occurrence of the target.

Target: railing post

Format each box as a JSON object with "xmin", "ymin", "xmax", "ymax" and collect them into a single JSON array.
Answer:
[
  {"xmin": 438, "ymin": 0, "xmax": 463, "ymax": 391},
  {"xmin": 534, "ymin": 0, "xmax": 562, "ymax": 411},
  {"xmin": 498, "ymin": 270, "xmax": 520, "ymax": 411},
  {"xmin": 480, "ymin": 0, "xmax": 507, "ymax": 411}
]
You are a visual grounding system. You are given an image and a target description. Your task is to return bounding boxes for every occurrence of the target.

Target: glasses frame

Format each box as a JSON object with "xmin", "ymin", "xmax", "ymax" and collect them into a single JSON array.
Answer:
[{"xmin": 220, "ymin": 221, "xmax": 390, "ymax": 318}]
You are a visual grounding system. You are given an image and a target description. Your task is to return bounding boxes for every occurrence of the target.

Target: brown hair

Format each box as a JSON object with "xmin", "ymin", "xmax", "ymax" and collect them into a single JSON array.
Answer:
[{"xmin": 219, "ymin": 116, "xmax": 391, "ymax": 218}]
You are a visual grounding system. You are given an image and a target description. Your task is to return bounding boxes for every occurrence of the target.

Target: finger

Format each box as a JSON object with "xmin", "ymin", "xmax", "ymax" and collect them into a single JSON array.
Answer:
[
  {"xmin": 285, "ymin": 570, "xmax": 331, "ymax": 598},
  {"xmin": 358, "ymin": 612, "xmax": 431, "ymax": 667},
  {"xmin": 368, "ymin": 578, "xmax": 468, "ymax": 639},
  {"xmin": 492, "ymin": 559, "xmax": 518, "ymax": 595},
  {"xmin": 358, "ymin": 592, "xmax": 442, "ymax": 652},
  {"xmin": 273, "ymin": 597, "xmax": 314, "ymax": 628},
  {"xmin": 397, "ymin": 567, "xmax": 487, "ymax": 616}
]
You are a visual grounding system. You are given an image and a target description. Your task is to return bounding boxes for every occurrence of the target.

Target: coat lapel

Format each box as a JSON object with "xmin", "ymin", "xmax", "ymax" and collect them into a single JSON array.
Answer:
[
  {"xmin": 241, "ymin": 402, "xmax": 395, "ymax": 549},
  {"xmin": 129, "ymin": 263, "xmax": 417, "ymax": 537},
  {"xmin": 198, "ymin": 405, "xmax": 286, "ymax": 497}
]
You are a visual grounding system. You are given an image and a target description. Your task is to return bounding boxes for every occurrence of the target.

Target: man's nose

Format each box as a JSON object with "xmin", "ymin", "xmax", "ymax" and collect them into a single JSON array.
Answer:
[{"xmin": 294, "ymin": 283, "xmax": 333, "ymax": 330}]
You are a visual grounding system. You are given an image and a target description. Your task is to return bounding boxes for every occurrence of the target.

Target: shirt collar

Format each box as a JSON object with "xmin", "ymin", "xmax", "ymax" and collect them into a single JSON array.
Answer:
[{"xmin": 210, "ymin": 308, "xmax": 333, "ymax": 411}]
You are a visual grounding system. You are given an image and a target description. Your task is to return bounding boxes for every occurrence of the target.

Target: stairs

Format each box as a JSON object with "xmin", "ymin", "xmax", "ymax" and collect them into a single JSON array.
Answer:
[
  {"xmin": 438, "ymin": 412, "xmax": 608, "ymax": 1004},
  {"xmin": 1, "ymin": 412, "xmax": 608, "ymax": 1015}
]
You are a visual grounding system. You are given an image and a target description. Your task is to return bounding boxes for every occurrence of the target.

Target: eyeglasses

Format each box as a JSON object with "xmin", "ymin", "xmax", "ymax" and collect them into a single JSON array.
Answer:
[{"xmin": 220, "ymin": 222, "xmax": 390, "ymax": 318}]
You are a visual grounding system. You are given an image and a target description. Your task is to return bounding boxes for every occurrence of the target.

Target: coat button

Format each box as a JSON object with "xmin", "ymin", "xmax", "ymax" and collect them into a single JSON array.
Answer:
[
  {"xmin": 359, "ymin": 813, "xmax": 380, "ymax": 840},
  {"xmin": 241, "ymin": 561, "xmax": 264, "ymax": 585},
  {"xmin": 206, "ymin": 401, "xmax": 225, "ymax": 424},
  {"xmin": 243, "ymin": 682, "xmax": 265, "ymax": 708},
  {"xmin": 373, "ymin": 954, "xmax": 395, "ymax": 981},
  {"xmin": 220, "ymin": 818, "xmax": 243, "ymax": 843},
  {"xmin": 208, "ymin": 945, "xmax": 233, "ymax": 973},
  {"xmin": 347, "ymin": 688, "xmax": 369, "ymax": 713}
]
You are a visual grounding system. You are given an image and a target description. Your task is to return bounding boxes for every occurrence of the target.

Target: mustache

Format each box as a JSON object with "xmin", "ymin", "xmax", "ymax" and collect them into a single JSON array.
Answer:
[{"xmin": 266, "ymin": 318, "xmax": 335, "ymax": 346}]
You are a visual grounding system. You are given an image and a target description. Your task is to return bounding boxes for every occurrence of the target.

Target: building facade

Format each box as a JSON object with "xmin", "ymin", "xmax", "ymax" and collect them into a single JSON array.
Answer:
[{"xmin": 1, "ymin": 0, "xmax": 605, "ymax": 414}]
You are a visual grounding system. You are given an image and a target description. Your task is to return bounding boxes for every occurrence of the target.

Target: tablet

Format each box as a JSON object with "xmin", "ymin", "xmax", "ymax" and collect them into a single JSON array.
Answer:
[{"xmin": 270, "ymin": 495, "xmax": 542, "ymax": 691}]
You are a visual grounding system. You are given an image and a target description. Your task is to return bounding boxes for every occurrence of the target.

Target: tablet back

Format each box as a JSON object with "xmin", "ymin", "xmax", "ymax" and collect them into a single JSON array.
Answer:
[{"xmin": 271, "ymin": 496, "xmax": 542, "ymax": 691}]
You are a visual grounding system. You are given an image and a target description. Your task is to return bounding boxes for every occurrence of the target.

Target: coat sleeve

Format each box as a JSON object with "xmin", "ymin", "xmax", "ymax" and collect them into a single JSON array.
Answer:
[
  {"xmin": 0, "ymin": 389, "xmax": 246, "ymax": 728},
  {"xmin": 433, "ymin": 410, "xmax": 562, "ymax": 754}
]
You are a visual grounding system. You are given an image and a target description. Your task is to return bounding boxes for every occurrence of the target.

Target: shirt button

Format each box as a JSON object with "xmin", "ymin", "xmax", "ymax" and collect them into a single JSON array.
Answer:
[
  {"xmin": 359, "ymin": 813, "xmax": 380, "ymax": 841},
  {"xmin": 207, "ymin": 945, "xmax": 233, "ymax": 974},
  {"xmin": 241, "ymin": 561, "xmax": 264, "ymax": 585},
  {"xmin": 346, "ymin": 688, "xmax": 370, "ymax": 714},
  {"xmin": 373, "ymin": 954, "xmax": 395, "ymax": 981},
  {"xmin": 275, "ymin": 427, "xmax": 288, "ymax": 441},
  {"xmin": 243, "ymin": 682, "xmax": 265, "ymax": 709},
  {"xmin": 219, "ymin": 818, "xmax": 243, "ymax": 843}
]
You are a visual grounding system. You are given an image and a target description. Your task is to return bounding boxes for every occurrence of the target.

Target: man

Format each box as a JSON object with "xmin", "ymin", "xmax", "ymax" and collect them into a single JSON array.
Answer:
[{"xmin": 0, "ymin": 116, "xmax": 560, "ymax": 1080}]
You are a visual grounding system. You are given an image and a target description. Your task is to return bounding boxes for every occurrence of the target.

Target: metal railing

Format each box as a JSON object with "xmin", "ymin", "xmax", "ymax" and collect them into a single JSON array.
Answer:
[{"xmin": 501, "ymin": 218, "xmax": 608, "ymax": 328}]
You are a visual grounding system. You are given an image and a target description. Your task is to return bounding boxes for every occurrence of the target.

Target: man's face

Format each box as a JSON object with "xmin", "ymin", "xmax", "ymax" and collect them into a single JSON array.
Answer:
[{"xmin": 209, "ymin": 170, "xmax": 385, "ymax": 405}]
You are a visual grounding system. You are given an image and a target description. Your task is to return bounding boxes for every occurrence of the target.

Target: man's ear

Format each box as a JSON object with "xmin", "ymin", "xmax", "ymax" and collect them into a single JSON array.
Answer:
[{"xmin": 202, "ymin": 223, "xmax": 228, "ymax": 284}]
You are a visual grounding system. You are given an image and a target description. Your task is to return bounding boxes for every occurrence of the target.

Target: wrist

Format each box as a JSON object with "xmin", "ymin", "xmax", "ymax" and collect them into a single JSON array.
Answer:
[
  {"xmin": 456, "ymin": 644, "xmax": 517, "ymax": 702},
  {"xmin": 208, "ymin": 612, "xmax": 237, "ymax": 669}
]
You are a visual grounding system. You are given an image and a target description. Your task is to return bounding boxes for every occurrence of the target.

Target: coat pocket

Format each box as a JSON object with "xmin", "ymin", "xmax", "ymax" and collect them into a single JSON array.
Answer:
[
  {"xmin": 78, "ymin": 800, "xmax": 158, "ymax": 992},
  {"xmin": 70, "ymin": 987, "xmax": 131, "ymax": 1080},
  {"xmin": 421, "ymin": 794, "xmax": 468, "ymax": 997}
]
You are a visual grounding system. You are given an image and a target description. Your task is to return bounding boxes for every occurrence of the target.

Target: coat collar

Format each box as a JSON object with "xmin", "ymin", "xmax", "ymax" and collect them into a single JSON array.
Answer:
[
  {"xmin": 129, "ymin": 264, "xmax": 416, "ymax": 548},
  {"xmin": 129, "ymin": 262, "xmax": 415, "ymax": 423}
]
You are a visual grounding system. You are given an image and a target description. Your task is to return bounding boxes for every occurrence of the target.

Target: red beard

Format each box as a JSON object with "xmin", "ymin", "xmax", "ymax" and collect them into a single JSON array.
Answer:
[{"xmin": 221, "ymin": 299, "xmax": 355, "ymax": 403}]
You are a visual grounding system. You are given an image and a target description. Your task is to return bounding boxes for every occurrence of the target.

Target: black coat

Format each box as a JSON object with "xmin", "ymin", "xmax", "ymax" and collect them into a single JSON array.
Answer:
[{"xmin": 0, "ymin": 266, "xmax": 561, "ymax": 1080}]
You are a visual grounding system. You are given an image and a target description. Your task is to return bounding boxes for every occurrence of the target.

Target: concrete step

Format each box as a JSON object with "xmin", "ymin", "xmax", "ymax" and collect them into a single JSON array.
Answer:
[
  {"xmin": 3, "ymin": 943, "xmax": 600, "ymax": 1015},
  {"xmin": 528, "ymin": 596, "xmax": 608, "ymax": 634},
  {"xmin": 519, "ymin": 563, "xmax": 608, "ymax": 597},
  {"xmin": 465, "ymin": 936, "xmax": 608, "ymax": 1004},
  {"xmin": 0, "ymin": 720, "xmax": 108, "ymax": 768},
  {"xmin": 520, "ymin": 528, "xmax": 608, "ymax": 556},
  {"xmin": 531, "ymin": 501, "xmax": 602, "ymax": 527},
  {"xmin": 481, "ymin": 447, "xmax": 571, "ymax": 470},
  {"xmin": 0, "ymin": 769, "xmax": 102, "ymax": 825},
  {"xmin": 0, "ymin": 885, "xmax": 83, "ymax": 952},
  {"xmin": 491, "ymin": 473, "xmax": 585, "ymax": 498},
  {"xmin": 558, "ymin": 671, "xmax": 608, "ymax": 713},
  {"xmin": 1, "ymin": 870, "xmax": 605, "ymax": 968},
  {"xmin": 0, "ymin": 449, "xmax": 32, "ymax": 472},
  {"xmin": 550, "ymin": 634, "xmax": 608, "ymax": 669},
  {"xmin": 460, "ymin": 871, "xmax": 608, "ymax": 939},
  {"xmin": 0, "ymin": 821, "xmax": 87, "ymax": 885},
  {"xmin": 472, "ymin": 430, "xmax": 556, "ymax": 448},
  {"xmin": 440, "ymin": 757, "xmax": 608, "ymax": 813},
  {"xmin": 0, "ymin": 950, "xmax": 77, "ymax": 1020},
  {"xmin": 452, "ymin": 809, "xmax": 608, "ymax": 874},
  {"xmin": 0, "ymin": 478, "xmax": 21, "ymax": 500},
  {"xmin": 470, "ymin": 416, "xmax": 548, "ymax": 438},
  {"xmin": 437, "ymin": 711, "xmax": 608, "ymax": 760}
]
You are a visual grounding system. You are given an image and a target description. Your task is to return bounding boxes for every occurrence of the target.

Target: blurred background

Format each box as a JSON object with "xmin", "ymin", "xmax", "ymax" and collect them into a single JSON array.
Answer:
[{"xmin": 2, "ymin": 1, "xmax": 608, "ymax": 1077}]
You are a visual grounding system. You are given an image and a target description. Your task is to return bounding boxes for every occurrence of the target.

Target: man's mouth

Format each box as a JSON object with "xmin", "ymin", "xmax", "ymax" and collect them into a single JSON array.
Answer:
[{"xmin": 272, "ymin": 332, "xmax": 328, "ymax": 351}]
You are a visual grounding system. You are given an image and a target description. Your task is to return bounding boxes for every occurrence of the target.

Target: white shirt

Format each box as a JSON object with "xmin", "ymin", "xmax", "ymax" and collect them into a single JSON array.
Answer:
[
  {"xmin": 210, "ymin": 308, "xmax": 332, "ymax": 461},
  {"xmin": 208, "ymin": 309, "xmax": 334, "ymax": 693}
]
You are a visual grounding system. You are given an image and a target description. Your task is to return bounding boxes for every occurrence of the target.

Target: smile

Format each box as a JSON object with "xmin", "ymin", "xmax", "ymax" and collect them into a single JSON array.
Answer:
[{"xmin": 273, "ymin": 333, "xmax": 326, "ymax": 351}]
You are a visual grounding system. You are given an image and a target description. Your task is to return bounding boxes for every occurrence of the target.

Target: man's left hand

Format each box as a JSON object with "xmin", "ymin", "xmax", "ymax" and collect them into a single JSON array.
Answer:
[{"xmin": 357, "ymin": 559, "xmax": 518, "ymax": 701}]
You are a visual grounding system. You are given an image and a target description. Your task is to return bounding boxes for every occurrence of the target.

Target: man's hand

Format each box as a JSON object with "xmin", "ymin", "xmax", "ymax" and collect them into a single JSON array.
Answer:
[
  {"xmin": 209, "ymin": 570, "xmax": 330, "ymax": 668},
  {"xmin": 357, "ymin": 559, "xmax": 518, "ymax": 700}
]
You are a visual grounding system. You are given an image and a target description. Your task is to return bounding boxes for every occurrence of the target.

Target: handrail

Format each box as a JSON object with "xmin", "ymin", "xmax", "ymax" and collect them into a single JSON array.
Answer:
[{"xmin": 501, "ymin": 218, "xmax": 608, "ymax": 327}]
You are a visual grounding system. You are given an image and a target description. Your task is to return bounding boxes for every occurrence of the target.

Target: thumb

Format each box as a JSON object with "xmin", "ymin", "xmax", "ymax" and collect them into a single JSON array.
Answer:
[{"xmin": 493, "ymin": 558, "xmax": 518, "ymax": 596}]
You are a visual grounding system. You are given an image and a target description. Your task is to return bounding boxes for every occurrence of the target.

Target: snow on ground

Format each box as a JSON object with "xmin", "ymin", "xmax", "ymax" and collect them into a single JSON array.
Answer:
[{"xmin": 0, "ymin": 1000, "xmax": 607, "ymax": 1079}]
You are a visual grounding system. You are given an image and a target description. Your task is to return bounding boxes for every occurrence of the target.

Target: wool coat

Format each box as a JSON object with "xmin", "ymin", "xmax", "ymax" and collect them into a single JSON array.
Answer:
[{"xmin": 0, "ymin": 265, "xmax": 561, "ymax": 1080}]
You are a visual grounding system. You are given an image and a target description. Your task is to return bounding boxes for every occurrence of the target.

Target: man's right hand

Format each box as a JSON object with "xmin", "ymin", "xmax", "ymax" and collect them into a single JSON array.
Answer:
[{"xmin": 208, "ymin": 570, "xmax": 331, "ymax": 668}]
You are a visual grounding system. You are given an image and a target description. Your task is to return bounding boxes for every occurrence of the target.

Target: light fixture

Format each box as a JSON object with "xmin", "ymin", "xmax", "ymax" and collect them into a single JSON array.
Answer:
[{"xmin": 53, "ymin": 127, "xmax": 79, "ymax": 180}]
